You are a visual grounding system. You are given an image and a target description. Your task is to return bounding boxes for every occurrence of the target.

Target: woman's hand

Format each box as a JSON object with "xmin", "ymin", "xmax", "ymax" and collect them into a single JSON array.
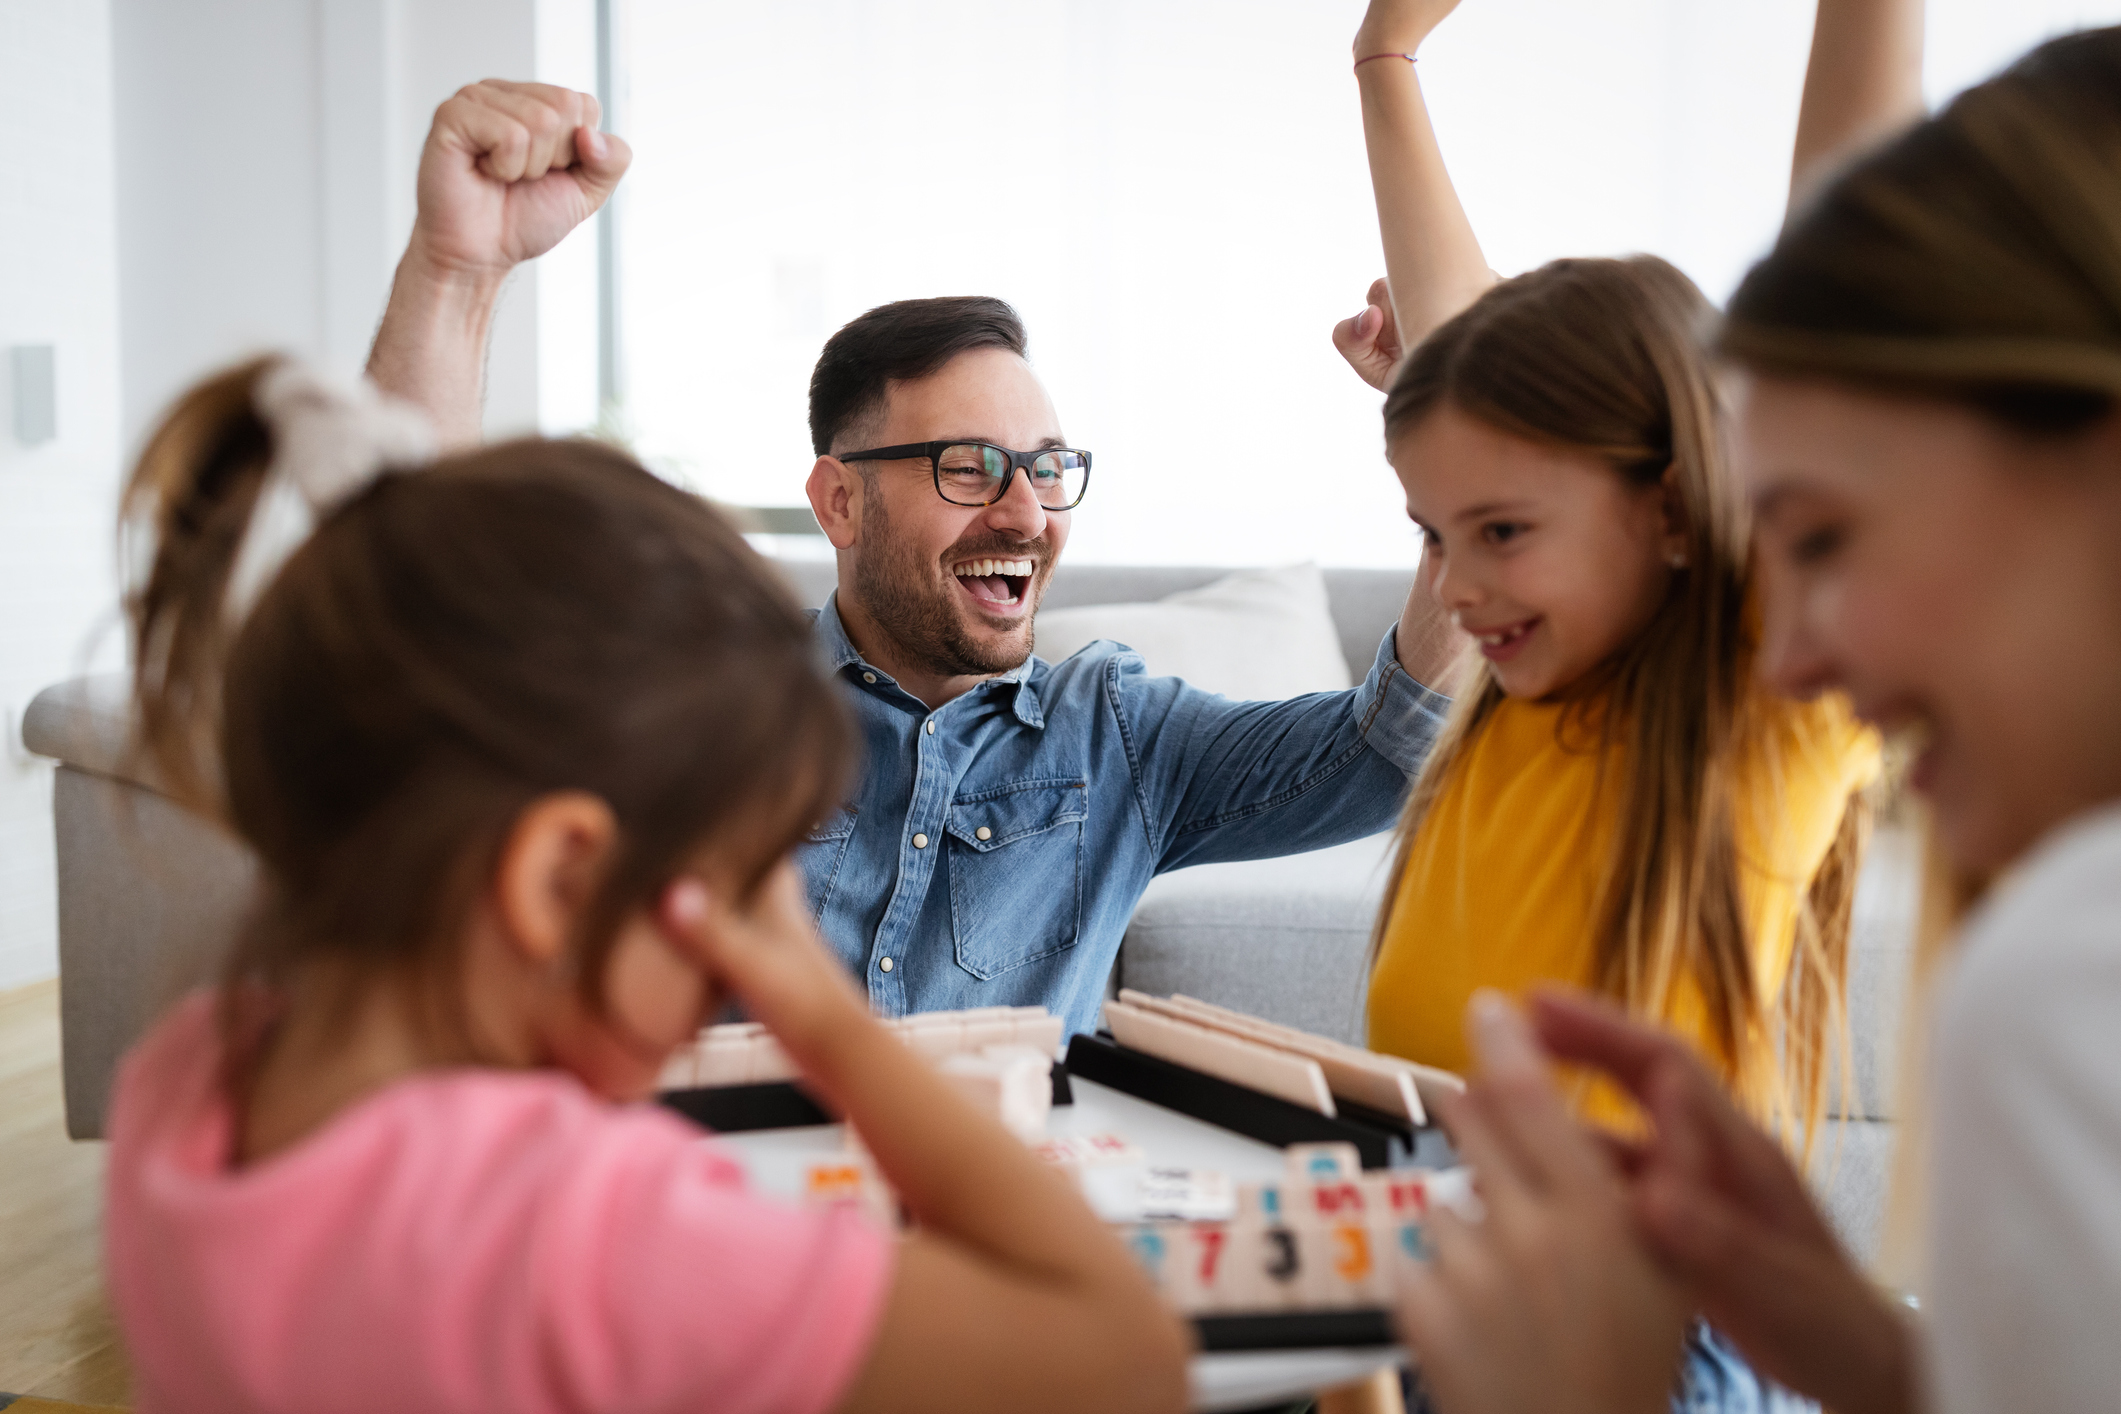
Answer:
[
  {"xmin": 1396, "ymin": 993, "xmax": 1688, "ymax": 1414},
  {"xmin": 1354, "ymin": 0, "xmax": 1466, "ymax": 61},
  {"xmin": 1527, "ymin": 989, "xmax": 1918, "ymax": 1414},
  {"xmin": 1333, "ymin": 276, "xmax": 1406, "ymax": 391}
]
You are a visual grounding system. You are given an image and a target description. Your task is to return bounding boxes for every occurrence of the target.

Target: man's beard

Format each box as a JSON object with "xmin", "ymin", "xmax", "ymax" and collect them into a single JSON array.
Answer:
[{"xmin": 852, "ymin": 491, "xmax": 1051, "ymax": 679}]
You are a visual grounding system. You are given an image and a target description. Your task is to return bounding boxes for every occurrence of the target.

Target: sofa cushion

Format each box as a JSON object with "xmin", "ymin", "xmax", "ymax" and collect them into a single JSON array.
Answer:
[
  {"xmin": 765, "ymin": 561, "xmax": 1414, "ymax": 695},
  {"xmin": 1118, "ymin": 834, "xmax": 1396, "ymax": 1046},
  {"xmin": 1031, "ymin": 563, "xmax": 1354, "ymax": 700}
]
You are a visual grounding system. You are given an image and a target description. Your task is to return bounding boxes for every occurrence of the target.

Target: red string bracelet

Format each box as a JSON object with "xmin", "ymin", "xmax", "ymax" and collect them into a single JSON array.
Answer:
[{"xmin": 1354, "ymin": 52, "xmax": 1417, "ymax": 70}]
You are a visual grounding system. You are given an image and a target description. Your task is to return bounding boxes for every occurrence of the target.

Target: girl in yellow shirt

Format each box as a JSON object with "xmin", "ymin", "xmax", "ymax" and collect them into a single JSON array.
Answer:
[{"xmin": 1335, "ymin": 0, "xmax": 1893, "ymax": 1147}]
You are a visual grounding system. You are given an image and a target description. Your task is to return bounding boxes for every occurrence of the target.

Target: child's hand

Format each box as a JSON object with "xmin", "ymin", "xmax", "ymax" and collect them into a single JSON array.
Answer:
[
  {"xmin": 1354, "ymin": 0, "xmax": 1465, "ymax": 61},
  {"xmin": 1395, "ymin": 993, "xmax": 1689, "ymax": 1414},
  {"xmin": 1528, "ymin": 990, "xmax": 1917, "ymax": 1414},
  {"xmin": 1332, "ymin": 277, "xmax": 1405, "ymax": 391},
  {"xmin": 658, "ymin": 864, "xmax": 868, "ymax": 1060}
]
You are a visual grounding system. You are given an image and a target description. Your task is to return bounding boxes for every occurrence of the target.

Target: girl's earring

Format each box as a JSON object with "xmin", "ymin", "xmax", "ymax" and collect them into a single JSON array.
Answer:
[{"xmin": 1668, "ymin": 551, "xmax": 1688, "ymax": 570}]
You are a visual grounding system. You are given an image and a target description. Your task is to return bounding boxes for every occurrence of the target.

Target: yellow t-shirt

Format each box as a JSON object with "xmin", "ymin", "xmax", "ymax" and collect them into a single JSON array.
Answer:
[{"xmin": 1366, "ymin": 692, "xmax": 1879, "ymax": 1112}]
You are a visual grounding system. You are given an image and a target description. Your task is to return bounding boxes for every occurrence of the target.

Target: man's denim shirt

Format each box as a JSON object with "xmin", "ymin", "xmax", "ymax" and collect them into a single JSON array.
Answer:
[{"xmin": 798, "ymin": 596, "xmax": 1449, "ymax": 1040}]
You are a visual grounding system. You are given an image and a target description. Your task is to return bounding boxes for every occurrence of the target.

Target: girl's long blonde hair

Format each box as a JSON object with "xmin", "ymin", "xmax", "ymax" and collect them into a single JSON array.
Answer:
[{"xmin": 1371, "ymin": 256, "xmax": 1866, "ymax": 1145}]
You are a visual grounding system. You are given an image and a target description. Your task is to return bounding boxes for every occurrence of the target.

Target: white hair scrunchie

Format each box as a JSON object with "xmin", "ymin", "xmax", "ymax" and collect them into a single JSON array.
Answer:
[{"xmin": 223, "ymin": 360, "xmax": 439, "ymax": 622}]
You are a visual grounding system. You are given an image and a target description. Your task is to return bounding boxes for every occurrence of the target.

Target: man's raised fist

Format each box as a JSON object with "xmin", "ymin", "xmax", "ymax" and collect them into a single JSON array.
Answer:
[{"xmin": 407, "ymin": 79, "xmax": 633, "ymax": 286}]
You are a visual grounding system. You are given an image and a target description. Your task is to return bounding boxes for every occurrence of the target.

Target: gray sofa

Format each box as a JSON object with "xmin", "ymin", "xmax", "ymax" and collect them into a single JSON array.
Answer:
[{"xmin": 24, "ymin": 559, "xmax": 1911, "ymax": 1259}]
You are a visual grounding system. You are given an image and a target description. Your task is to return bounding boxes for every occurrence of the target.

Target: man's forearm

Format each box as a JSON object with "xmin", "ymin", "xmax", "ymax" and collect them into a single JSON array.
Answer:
[{"xmin": 366, "ymin": 246, "xmax": 507, "ymax": 449}]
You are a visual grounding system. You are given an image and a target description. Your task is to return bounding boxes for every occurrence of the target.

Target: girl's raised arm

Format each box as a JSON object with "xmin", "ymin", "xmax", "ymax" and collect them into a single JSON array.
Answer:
[
  {"xmin": 1334, "ymin": 0, "xmax": 1495, "ymax": 389},
  {"xmin": 1789, "ymin": 0, "xmax": 1926, "ymax": 210}
]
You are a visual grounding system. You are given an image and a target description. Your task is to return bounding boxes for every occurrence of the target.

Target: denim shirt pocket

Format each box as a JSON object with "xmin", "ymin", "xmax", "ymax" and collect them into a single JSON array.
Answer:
[
  {"xmin": 797, "ymin": 805, "xmax": 859, "ymax": 919},
  {"xmin": 945, "ymin": 779, "xmax": 1088, "ymax": 980}
]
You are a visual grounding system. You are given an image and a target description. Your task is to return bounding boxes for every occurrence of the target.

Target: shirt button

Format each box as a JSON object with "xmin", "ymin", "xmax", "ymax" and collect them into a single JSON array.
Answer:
[
  {"xmin": 976, "ymin": 826, "xmax": 992, "ymax": 841},
  {"xmin": 925, "ymin": 720, "xmax": 935, "ymax": 735},
  {"xmin": 879, "ymin": 956, "xmax": 894, "ymax": 973},
  {"xmin": 912, "ymin": 833, "xmax": 929, "ymax": 849},
  {"xmin": 862, "ymin": 672, "xmax": 876, "ymax": 684}
]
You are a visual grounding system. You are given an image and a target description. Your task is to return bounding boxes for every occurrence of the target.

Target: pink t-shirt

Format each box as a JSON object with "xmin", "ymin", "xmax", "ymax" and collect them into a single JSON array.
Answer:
[{"xmin": 106, "ymin": 994, "xmax": 893, "ymax": 1414}]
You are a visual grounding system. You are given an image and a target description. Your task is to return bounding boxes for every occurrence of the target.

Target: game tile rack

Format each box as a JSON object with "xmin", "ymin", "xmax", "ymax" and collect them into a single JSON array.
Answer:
[
  {"xmin": 1065, "ymin": 1032, "xmax": 1456, "ymax": 1172},
  {"xmin": 660, "ymin": 1061, "xmax": 1073, "ymax": 1133}
]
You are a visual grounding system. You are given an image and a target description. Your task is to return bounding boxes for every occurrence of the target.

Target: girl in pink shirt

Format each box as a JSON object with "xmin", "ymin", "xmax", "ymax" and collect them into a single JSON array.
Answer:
[{"xmin": 104, "ymin": 357, "xmax": 1187, "ymax": 1414}]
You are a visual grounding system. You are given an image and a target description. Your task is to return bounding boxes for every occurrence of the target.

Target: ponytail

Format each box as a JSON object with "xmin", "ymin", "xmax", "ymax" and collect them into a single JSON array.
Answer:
[
  {"xmin": 116, "ymin": 357, "xmax": 855, "ymax": 1078},
  {"xmin": 122, "ymin": 357, "xmax": 281, "ymax": 818}
]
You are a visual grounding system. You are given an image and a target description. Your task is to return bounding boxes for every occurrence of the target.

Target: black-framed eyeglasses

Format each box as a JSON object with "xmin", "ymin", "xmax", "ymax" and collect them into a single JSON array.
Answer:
[{"xmin": 837, "ymin": 441, "xmax": 1092, "ymax": 510}]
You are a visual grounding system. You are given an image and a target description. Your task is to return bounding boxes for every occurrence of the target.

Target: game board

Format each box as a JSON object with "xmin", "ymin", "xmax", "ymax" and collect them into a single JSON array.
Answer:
[{"xmin": 659, "ymin": 996, "xmax": 1470, "ymax": 1411}]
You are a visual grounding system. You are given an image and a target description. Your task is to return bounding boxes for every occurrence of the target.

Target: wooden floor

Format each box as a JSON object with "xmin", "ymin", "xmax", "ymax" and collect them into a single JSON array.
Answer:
[{"xmin": 0, "ymin": 980, "xmax": 130, "ymax": 1405}]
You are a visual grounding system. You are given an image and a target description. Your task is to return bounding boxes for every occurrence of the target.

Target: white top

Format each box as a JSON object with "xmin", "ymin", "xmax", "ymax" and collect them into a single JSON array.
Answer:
[{"xmin": 1926, "ymin": 802, "xmax": 2121, "ymax": 1414}]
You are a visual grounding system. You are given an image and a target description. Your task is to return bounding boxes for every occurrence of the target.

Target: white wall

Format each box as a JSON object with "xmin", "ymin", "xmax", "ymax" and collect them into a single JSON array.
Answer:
[
  {"xmin": 110, "ymin": 0, "xmax": 600, "ymax": 451},
  {"xmin": 0, "ymin": 0, "xmax": 125, "ymax": 990},
  {"xmin": 0, "ymin": 0, "xmax": 599, "ymax": 990},
  {"xmin": 111, "ymin": 0, "xmax": 328, "ymax": 447}
]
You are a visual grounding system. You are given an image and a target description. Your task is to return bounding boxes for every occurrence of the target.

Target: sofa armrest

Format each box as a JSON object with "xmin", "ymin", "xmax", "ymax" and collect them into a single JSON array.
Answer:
[{"xmin": 25, "ymin": 673, "xmax": 138, "ymax": 783}]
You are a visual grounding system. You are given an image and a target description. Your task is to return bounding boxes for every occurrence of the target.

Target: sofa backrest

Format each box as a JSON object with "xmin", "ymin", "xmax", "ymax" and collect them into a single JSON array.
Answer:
[{"xmin": 773, "ymin": 560, "xmax": 1413, "ymax": 685}]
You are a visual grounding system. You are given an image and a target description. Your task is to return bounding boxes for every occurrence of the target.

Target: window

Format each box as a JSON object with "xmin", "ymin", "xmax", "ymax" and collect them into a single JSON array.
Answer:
[{"xmin": 615, "ymin": 0, "xmax": 2121, "ymax": 566}]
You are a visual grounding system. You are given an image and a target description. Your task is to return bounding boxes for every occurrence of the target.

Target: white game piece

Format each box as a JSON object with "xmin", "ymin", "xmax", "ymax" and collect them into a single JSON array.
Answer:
[
  {"xmin": 694, "ymin": 1035, "xmax": 749, "ymax": 1086},
  {"xmin": 1029, "ymin": 1136, "xmax": 1080, "ymax": 1168},
  {"xmin": 901, "ymin": 1022, "xmax": 964, "ymax": 1063},
  {"xmin": 1426, "ymin": 1166, "xmax": 1483, "ymax": 1223},
  {"xmin": 1236, "ymin": 1179, "xmax": 1291, "ymax": 1224},
  {"xmin": 749, "ymin": 1036, "xmax": 798, "ymax": 1083},
  {"xmin": 1120, "ymin": 1221, "xmax": 1182, "ymax": 1297},
  {"xmin": 1031, "ymin": 1131, "xmax": 1147, "ymax": 1169},
  {"xmin": 708, "ymin": 1020, "xmax": 765, "ymax": 1041},
  {"xmin": 1369, "ymin": 1171, "xmax": 1431, "ymax": 1223},
  {"xmin": 655, "ymin": 1047, "xmax": 697, "ymax": 1091},
  {"xmin": 1247, "ymin": 1219, "xmax": 1309, "ymax": 1309},
  {"xmin": 1293, "ymin": 1174, "xmax": 1384, "ymax": 1304},
  {"xmin": 979, "ymin": 1041, "xmax": 1056, "ymax": 1126},
  {"xmin": 1371, "ymin": 1208, "xmax": 1428, "ymax": 1272},
  {"xmin": 1028, "ymin": 1135, "xmax": 1083, "ymax": 1168},
  {"xmin": 1167, "ymin": 1221, "xmax": 1241, "ymax": 1313},
  {"xmin": 1136, "ymin": 1167, "xmax": 1237, "ymax": 1222},
  {"xmin": 1310, "ymin": 1216, "xmax": 1387, "ymax": 1306},
  {"xmin": 960, "ymin": 1014, "xmax": 1016, "ymax": 1051},
  {"xmin": 801, "ymin": 1156, "xmax": 897, "ymax": 1231},
  {"xmin": 1285, "ymin": 1142, "xmax": 1363, "ymax": 1186},
  {"xmin": 1104, "ymin": 1001, "xmax": 1336, "ymax": 1115},
  {"xmin": 1008, "ymin": 1011, "xmax": 1067, "ymax": 1058},
  {"xmin": 1077, "ymin": 1131, "xmax": 1148, "ymax": 1166},
  {"xmin": 1217, "ymin": 1220, "xmax": 1272, "ymax": 1310},
  {"xmin": 939, "ymin": 1045, "xmax": 1052, "ymax": 1141}
]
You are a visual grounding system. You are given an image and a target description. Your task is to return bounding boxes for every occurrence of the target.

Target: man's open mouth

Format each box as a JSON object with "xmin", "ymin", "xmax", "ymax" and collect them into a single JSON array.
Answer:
[{"xmin": 950, "ymin": 556, "xmax": 1035, "ymax": 609}]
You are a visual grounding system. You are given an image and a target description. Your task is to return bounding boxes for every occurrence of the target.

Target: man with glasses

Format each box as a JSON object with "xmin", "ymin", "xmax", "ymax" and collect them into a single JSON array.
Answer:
[{"xmin": 368, "ymin": 81, "xmax": 1460, "ymax": 1038}]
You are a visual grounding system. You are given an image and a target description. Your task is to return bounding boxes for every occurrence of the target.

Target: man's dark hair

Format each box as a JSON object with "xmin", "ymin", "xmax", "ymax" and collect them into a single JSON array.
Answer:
[{"xmin": 808, "ymin": 296, "xmax": 1027, "ymax": 456}]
